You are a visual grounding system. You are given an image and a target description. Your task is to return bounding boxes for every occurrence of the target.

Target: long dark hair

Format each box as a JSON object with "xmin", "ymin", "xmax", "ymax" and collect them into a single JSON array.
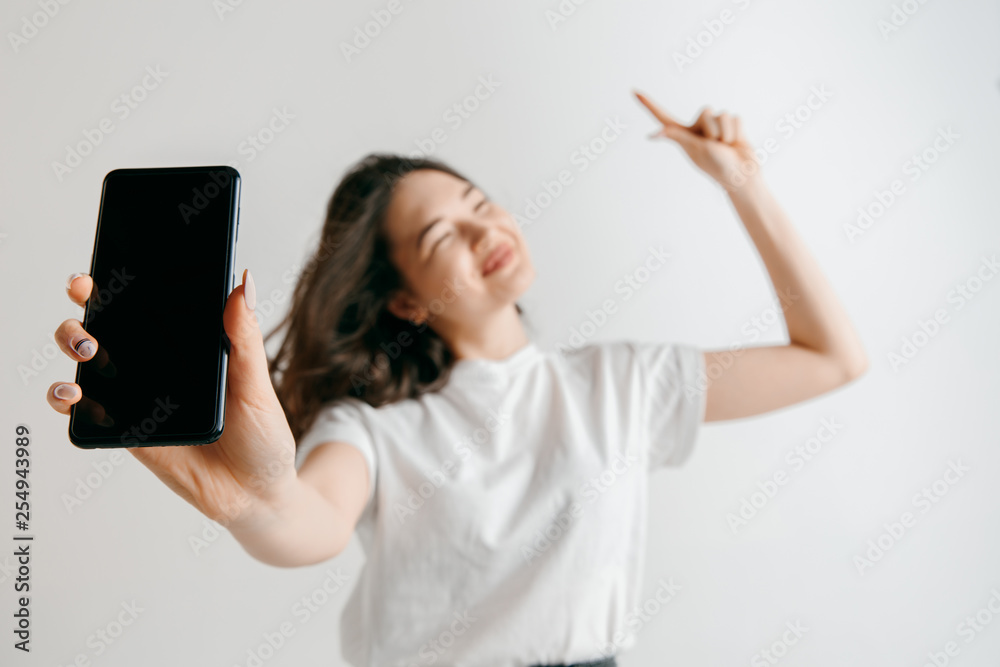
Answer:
[{"xmin": 264, "ymin": 153, "xmax": 530, "ymax": 444}]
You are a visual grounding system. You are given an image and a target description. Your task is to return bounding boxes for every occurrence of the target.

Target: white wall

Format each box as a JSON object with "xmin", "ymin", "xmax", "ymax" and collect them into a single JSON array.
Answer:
[{"xmin": 3, "ymin": 0, "xmax": 999, "ymax": 664}]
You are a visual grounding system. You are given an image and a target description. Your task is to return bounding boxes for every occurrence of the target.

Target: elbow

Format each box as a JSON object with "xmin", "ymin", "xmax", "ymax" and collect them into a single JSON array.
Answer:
[
  {"xmin": 251, "ymin": 547, "xmax": 343, "ymax": 569},
  {"xmin": 840, "ymin": 352, "xmax": 869, "ymax": 384}
]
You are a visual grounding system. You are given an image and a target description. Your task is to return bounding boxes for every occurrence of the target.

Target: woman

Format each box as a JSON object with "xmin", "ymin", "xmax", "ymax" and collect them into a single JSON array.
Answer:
[{"xmin": 48, "ymin": 92, "xmax": 868, "ymax": 666}]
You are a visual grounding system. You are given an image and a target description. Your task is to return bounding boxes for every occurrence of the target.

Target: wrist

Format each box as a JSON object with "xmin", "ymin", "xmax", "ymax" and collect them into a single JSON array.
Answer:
[
  {"xmin": 217, "ymin": 470, "xmax": 300, "ymax": 534},
  {"xmin": 724, "ymin": 172, "xmax": 768, "ymax": 203}
]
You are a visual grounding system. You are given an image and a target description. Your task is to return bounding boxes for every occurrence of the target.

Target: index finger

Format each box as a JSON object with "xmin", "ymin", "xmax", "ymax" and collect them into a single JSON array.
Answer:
[
  {"xmin": 632, "ymin": 90, "xmax": 689, "ymax": 131},
  {"xmin": 66, "ymin": 273, "xmax": 93, "ymax": 308}
]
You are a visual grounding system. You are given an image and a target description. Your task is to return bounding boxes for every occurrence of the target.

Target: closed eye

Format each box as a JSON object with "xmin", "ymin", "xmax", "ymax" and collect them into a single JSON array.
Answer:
[
  {"xmin": 428, "ymin": 198, "xmax": 490, "ymax": 257},
  {"xmin": 430, "ymin": 231, "xmax": 452, "ymax": 254}
]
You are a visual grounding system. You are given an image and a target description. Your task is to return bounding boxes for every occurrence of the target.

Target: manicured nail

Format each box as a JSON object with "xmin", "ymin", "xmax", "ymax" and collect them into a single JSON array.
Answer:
[
  {"xmin": 54, "ymin": 384, "xmax": 77, "ymax": 400},
  {"xmin": 72, "ymin": 336, "xmax": 96, "ymax": 359},
  {"xmin": 66, "ymin": 272, "xmax": 87, "ymax": 291},
  {"xmin": 243, "ymin": 268, "xmax": 256, "ymax": 311}
]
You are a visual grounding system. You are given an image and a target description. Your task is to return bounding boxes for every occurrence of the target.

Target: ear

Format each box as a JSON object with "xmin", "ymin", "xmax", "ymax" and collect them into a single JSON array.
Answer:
[{"xmin": 386, "ymin": 290, "xmax": 419, "ymax": 322}]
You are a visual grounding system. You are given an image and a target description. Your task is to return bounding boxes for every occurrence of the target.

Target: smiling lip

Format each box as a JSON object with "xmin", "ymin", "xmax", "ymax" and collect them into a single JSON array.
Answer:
[{"xmin": 482, "ymin": 244, "xmax": 514, "ymax": 276}]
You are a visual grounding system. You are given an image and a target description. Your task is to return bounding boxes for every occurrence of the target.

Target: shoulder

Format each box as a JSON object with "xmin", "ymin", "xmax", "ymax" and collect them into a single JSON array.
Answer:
[
  {"xmin": 312, "ymin": 394, "xmax": 427, "ymax": 436},
  {"xmin": 312, "ymin": 395, "xmax": 368, "ymax": 423}
]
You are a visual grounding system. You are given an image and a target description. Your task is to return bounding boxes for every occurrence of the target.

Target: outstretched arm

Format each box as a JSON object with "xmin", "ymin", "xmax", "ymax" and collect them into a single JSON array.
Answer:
[{"xmin": 634, "ymin": 91, "xmax": 868, "ymax": 422}]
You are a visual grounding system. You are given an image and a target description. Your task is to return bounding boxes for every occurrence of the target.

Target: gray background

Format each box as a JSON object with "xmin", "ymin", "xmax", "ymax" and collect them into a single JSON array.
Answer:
[{"xmin": 3, "ymin": 0, "xmax": 999, "ymax": 664}]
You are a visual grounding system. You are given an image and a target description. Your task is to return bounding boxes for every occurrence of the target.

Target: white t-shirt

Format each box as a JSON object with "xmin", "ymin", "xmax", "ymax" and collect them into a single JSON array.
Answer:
[{"xmin": 294, "ymin": 339, "xmax": 706, "ymax": 667}]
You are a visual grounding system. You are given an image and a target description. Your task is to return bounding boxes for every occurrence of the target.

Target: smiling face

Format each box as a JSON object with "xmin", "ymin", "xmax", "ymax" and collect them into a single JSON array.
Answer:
[{"xmin": 383, "ymin": 168, "xmax": 535, "ymax": 343}]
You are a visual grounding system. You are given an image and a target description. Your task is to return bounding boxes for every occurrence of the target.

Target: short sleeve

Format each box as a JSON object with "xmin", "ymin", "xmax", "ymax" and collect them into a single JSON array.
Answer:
[
  {"xmin": 632, "ymin": 341, "xmax": 707, "ymax": 469},
  {"xmin": 295, "ymin": 399, "xmax": 378, "ymax": 506}
]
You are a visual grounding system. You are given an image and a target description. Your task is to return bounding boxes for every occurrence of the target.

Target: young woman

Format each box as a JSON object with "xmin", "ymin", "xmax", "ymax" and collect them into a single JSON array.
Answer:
[{"xmin": 48, "ymin": 92, "xmax": 868, "ymax": 667}]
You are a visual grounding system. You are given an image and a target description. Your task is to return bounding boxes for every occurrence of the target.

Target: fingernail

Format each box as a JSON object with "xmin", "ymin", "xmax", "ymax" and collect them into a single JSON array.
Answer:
[
  {"xmin": 72, "ymin": 336, "xmax": 96, "ymax": 359},
  {"xmin": 54, "ymin": 384, "xmax": 77, "ymax": 400},
  {"xmin": 66, "ymin": 272, "xmax": 87, "ymax": 291},
  {"xmin": 243, "ymin": 268, "xmax": 256, "ymax": 311}
]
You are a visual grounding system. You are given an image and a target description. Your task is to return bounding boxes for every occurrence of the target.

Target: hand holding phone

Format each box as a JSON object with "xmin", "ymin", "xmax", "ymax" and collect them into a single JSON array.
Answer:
[
  {"xmin": 47, "ymin": 169, "xmax": 300, "ymax": 525},
  {"xmin": 52, "ymin": 272, "xmax": 299, "ymax": 524}
]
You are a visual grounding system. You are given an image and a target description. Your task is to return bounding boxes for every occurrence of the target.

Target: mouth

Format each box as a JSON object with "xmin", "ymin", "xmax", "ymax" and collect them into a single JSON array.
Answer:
[{"xmin": 481, "ymin": 243, "xmax": 514, "ymax": 276}]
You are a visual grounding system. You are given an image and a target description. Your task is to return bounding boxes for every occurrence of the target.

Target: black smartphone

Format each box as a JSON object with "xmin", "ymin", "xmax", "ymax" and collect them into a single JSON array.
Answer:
[{"xmin": 69, "ymin": 166, "xmax": 241, "ymax": 449}]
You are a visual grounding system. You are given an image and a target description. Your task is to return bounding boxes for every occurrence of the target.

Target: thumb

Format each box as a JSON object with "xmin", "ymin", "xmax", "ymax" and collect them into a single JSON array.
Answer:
[
  {"xmin": 658, "ymin": 124, "xmax": 701, "ymax": 153},
  {"xmin": 222, "ymin": 269, "xmax": 272, "ymax": 400}
]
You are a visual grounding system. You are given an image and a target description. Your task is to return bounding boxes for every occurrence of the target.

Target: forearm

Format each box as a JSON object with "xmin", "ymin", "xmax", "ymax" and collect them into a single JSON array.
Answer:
[
  {"xmin": 224, "ymin": 476, "xmax": 351, "ymax": 568},
  {"xmin": 726, "ymin": 177, "xmax": 868, "ymax": 374}
]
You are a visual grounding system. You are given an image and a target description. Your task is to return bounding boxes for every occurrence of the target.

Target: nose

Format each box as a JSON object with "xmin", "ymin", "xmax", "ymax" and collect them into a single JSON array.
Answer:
[{"xmin": 470, "ymin": 223, "xmax": 496, "ymax": 253}]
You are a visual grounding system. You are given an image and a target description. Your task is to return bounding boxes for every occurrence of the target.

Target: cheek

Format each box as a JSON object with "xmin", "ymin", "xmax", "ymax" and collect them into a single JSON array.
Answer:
[{"xmin": 427, "ymin": 249, "xmax": 477, "ymax": 289}]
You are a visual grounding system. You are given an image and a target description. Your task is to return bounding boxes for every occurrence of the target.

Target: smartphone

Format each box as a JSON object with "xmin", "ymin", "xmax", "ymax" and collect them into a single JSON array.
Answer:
[{"xmin": 69, "ymin": 166, "xmax": 241, "ymax": 449}]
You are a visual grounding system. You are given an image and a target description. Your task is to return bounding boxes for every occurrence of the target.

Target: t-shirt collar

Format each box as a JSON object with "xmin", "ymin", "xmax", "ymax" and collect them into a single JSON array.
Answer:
[{"xmin": 447, "ymin": 341, "xmax": 541, "ymax": 385}]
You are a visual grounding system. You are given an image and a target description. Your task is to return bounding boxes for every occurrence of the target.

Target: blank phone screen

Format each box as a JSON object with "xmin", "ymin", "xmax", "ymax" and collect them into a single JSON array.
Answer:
[{"xmin": 70, "ymin": 167, "xmax": 240, "ymax": 447}]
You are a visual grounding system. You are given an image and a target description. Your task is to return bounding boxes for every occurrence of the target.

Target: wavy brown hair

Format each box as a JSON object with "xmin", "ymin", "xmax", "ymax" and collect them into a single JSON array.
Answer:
[{"xmin": 263, "ymin": 153, "xmax": 530, "ymax": 445}]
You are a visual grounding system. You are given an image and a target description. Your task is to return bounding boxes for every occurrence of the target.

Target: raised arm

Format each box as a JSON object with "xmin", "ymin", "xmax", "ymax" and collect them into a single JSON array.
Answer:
[
  {"xmin": 634, "ymin": 91, "xmax": 868, "ymax": 422},
  {"xmin": 698, "ymin": 178, "xmax": 868, "ymax": 421}
]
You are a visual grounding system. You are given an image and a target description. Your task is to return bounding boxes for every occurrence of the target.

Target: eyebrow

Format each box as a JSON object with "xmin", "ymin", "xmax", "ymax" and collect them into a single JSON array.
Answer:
[{"xmin": 415, "ymin": 182, "xmax": 479, "ymax": 253}]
